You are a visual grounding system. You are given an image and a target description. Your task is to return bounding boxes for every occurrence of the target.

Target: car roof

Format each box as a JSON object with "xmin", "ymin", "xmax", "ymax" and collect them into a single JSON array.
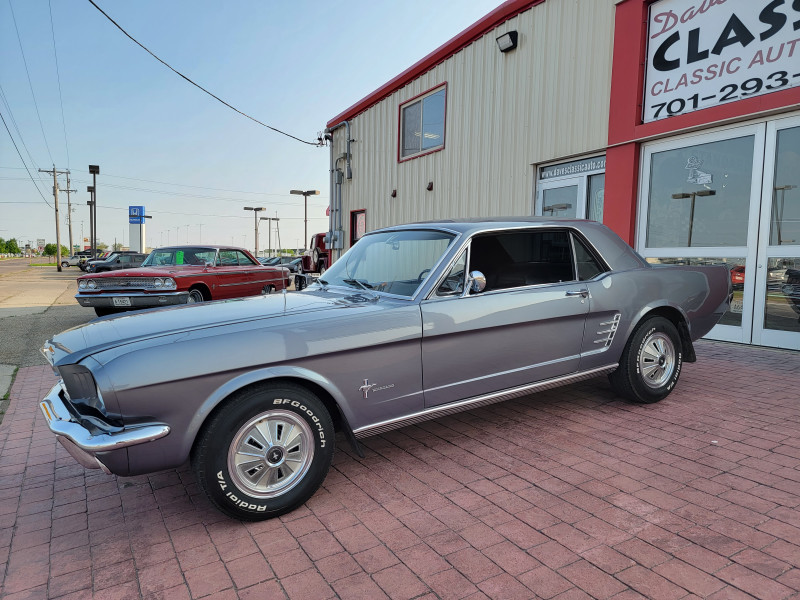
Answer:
[
  {"xmin": 369, "ymin": 218, "xmax": 647, "ymax": 272},
  {"xmin": 153, "ymin": 245, "xmax": 249, "ymax": 252}
]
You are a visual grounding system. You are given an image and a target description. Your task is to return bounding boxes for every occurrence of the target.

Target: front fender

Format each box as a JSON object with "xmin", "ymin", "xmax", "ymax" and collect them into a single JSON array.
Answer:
[{"xmin": 181, "ymin": 365, "xmax": 355, "ymax": 461}]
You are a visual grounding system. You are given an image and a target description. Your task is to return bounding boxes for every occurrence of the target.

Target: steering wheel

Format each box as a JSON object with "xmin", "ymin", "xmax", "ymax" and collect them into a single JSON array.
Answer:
[{"xmin": 417, "ymin": 268, "xmax": 431, "ymax": 282}]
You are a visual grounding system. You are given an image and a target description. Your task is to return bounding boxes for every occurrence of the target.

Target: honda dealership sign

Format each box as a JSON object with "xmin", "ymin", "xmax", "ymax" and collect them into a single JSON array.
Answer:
[{"xmin": 643, "ymin": 0, "xmax": 800, "ymax": 123}]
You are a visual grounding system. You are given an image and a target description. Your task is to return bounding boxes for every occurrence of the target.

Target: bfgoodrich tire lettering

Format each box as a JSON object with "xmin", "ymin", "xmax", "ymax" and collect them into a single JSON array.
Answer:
[
  {"xmin": 609, "ymin": 316, "xmax": 682, "ymax": 404},
  {"xmin": 192, "ymin": 382, "xmax": 334, "ymax": 520}
]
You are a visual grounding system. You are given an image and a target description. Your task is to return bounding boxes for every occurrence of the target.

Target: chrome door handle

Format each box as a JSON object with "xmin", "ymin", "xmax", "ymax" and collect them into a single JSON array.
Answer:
[{"xmin": 565, "ymin": 290, "xmax": 589, "ymax": 298}]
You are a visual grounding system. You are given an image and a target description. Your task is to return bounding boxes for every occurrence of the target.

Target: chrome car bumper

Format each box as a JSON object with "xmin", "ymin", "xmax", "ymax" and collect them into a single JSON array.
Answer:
[
  {"xmin": 40, "ymin": 383, "xmax": 170, "ymax": 472},
  {"xmin": 75, "ymin": 291, "xmax": 189, "ymax": 308}
]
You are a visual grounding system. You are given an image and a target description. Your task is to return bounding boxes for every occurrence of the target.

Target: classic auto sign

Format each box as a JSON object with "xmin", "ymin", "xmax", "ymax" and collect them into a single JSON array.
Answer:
[{"xmin": 643, "ymin": 0, "xmax": 800, "ymax": 123}]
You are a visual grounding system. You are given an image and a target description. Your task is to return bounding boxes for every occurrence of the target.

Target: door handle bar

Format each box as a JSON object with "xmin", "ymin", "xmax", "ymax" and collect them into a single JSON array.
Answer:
[{"xmin": 565, "ymin": 289, "xmax": 589, "ymax": 298}]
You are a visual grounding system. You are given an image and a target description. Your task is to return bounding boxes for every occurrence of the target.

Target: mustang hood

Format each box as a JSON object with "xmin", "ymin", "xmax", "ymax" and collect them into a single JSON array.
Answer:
[{"xmin": 48, "ymin": 290, "xmax": 380, "ymax": 366}]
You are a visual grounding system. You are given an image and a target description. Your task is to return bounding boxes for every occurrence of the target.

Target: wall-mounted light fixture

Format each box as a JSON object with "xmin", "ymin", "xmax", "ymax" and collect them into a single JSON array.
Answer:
[
  {"xmin": 391, "ymin": 190, "xmax": 397, "ymax": 198},
  {"xmin": 427, "ymin": 182, "xmax": 434, "ymax": 191},
  {"xmin": 496, "ymin": 31, "xmax": 518, "ymax": 53}
]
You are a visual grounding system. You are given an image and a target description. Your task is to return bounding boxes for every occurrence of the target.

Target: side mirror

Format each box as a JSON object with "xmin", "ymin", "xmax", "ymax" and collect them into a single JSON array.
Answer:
[
  {"xmin": 205, "ymin": 261, "xmax": 214, "ymax": 268},
  {"xmin": 467, "ymin": 270, "xmax": 487, "ymax": 294}
]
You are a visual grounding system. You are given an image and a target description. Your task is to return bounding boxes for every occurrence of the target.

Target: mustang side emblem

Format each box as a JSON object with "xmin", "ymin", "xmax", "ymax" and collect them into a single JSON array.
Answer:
[{"xmin": 358, "ymin": 379, "xmax": 395, "ymax": 399}]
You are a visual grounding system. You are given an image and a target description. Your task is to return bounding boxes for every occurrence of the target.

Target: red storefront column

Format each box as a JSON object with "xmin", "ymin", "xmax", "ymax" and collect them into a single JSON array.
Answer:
[
  {"xmin": 604, "ymin": 0, "xmax": 649, "ymax": 246},
  {"xmin": 605, "ymin": 144, "xmax": 640, "ymax": 246}
]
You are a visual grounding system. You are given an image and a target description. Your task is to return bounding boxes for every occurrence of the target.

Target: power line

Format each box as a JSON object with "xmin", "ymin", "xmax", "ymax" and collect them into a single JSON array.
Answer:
[
  {"xmin": 8, "ymin": 0, "xmax": 54, "ymax": 164},
  {"xmin": 86, "ymin": 0, "xmax": 321, "ymax": 147},
  {"xmin": 0, "ymin": 165, "xmax": 329, "ymax": 200},
  {"xmin": 0, "ymin": 85, "xmax": 52, "ymax": 198},
  {"xmin": 0, "ymin": 108, "xmax": 52, "ymax": 207},
  {"xmin": 49, "ymin": 0, "xmax": 71, "ymax": 168}
]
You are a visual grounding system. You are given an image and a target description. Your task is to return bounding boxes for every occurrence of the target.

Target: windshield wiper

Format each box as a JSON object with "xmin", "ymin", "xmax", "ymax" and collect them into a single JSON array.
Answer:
[
  {"xmin": 342, "ymin": 278, "xmax": 379, "ymax": 301},
  {"xmin": 343, "ymin": 278, "xmax": 374, "ymax": 289}
]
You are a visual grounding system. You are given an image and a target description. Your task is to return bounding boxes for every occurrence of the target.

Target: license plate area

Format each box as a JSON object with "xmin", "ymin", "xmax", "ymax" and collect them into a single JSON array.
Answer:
[
  {"xmin": 730, "ymin": 298, "xmax": 743, "ymax": 314},
  {"xmin": 112, "ymin": 297, "xmax": 132, "ymax": 307}
]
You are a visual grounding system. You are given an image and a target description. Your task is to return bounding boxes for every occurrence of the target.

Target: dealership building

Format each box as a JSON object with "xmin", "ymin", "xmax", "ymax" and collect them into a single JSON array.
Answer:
[{"xmin": 324, "ymin": 0, "xmax": 800, "ymax": 350}]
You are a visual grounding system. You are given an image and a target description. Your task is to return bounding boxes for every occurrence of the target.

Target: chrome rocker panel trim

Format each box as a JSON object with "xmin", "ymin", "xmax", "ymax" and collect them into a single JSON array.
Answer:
[
  {"xmin": 353, "ymin": 364, "xmax": 618, "ymax": 439},
  {"xmin": 40, "ymin": 383, "xmax": 170, "ymax": 454}
]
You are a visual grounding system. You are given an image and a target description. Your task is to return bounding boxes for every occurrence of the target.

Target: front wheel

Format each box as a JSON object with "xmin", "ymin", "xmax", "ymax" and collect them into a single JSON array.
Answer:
[
  {"xmin": 192, "ymin": 383, "xmax": 335, "ymax": 520},
  {"xmin": 61, "ymin": 261, "xmax": 69, "ymax": 268},
  {"xmin": 261, "ymin": 285, "xmax": 274, "ymax": 295},
  {"xmin": 187, "ymin": 289, "xmax": 205, "ymax": 303},
  {"xmin": 609, "ymin": 316, "xmax": 682, "ymax": 404}
]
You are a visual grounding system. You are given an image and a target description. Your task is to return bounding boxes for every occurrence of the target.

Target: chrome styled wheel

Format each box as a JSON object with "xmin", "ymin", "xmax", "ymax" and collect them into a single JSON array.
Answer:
[
  {"xmin": 637, "ymin": 331, "xmax": 676, "ymax": 389},
  {"xmin": 187, "ymin": 289, "xmax": 204, "ymax": 303},
  {"xmin": 227, "ymin": 410, "xmax": 314, "ymax": 498},
  {"xmin": 192, "ymin": 383, "xmax": 335, "ymax": 520}
]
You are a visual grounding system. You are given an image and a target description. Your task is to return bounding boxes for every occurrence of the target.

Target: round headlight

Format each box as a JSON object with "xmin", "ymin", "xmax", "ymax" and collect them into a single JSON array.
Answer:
[
  {"xmin": 87, "ymin": 280, "xmax": 97, "ymax": 289},
  {"xmin": 163, "ymin": 278, "xmax": 176, "ymax": 290},
  {"xmin": 78, "ymin": 280, "xmax": 87, "ymax": 289},
  {"xmin": 153, "ymin": 278, "xmax": 163, "ymax": 288}
]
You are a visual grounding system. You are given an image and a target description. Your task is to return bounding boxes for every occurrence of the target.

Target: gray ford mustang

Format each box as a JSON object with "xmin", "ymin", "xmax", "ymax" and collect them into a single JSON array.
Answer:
[{"xmin": 39, "ymin": 219, "xmax": 731, "ymax": 520}]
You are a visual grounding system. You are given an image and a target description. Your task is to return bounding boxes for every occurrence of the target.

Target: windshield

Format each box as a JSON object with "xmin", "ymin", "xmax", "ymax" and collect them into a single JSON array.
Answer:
[
  {"xmin": 319, "ymin": 229, "xmax": 455, "ymax": 297},
  {"xmin": 142, "ymin": 247, "xmax": 217, "ymax": 267}
]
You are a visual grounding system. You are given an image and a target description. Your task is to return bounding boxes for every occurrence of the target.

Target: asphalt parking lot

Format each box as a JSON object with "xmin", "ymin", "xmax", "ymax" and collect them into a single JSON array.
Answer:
[{"xmin": 1, "ymin": 340, "xmax": 799, "ymax": 599}]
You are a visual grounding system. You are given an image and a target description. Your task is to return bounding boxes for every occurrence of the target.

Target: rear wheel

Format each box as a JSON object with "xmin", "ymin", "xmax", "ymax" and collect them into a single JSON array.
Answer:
[
  {"xmin": 192, "ymin": 383, "xmax": 335, "ymax": 520},
  {"xmin": 61, "ymin": 261, "xmax": 69, "ymax": 268},
  {"xmin": 609, "ymin": 316, "xmax": 682, "ymax": 404}
]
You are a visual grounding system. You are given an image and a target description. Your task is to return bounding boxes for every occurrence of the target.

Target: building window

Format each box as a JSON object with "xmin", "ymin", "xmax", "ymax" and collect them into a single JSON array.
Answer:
[
  {"xmin": 400, "ymin": 86, "xmax": 446, "ymax": 160},
  {"xmin": 350, "ymin": 210, "xmax": 366, "ymax": 246}
]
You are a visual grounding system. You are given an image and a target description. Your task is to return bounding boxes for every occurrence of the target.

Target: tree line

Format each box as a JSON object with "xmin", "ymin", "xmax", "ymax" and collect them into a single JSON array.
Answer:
[{"xmin": 0, "ymin": 238, "xmax": 21, "ymax": 254}]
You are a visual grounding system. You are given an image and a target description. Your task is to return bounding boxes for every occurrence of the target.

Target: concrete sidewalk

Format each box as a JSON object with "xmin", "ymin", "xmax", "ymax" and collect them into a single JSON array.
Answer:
[{"xmin": 1, "ymin": 341, "xmax": 799, "ymax": 599}]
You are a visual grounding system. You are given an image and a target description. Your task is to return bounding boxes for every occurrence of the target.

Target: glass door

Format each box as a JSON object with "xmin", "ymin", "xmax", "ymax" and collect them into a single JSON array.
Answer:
[
  {"xmin": 637, "ymin": 124, "xmax": 766, "ymax": 344},
  {"xmin": 752, "ymin": 117, "xmax": 800, "ymax": 350},
  {"xmin": 536, "ymin": 177, "xmax": 584, "ymax": 218}
]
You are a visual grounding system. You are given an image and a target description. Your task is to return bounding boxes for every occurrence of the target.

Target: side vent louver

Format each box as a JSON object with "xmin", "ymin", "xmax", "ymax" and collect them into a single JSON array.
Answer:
[{"xmin": 594, "ymin": 313, "xmax": 621, "ymax": 349}]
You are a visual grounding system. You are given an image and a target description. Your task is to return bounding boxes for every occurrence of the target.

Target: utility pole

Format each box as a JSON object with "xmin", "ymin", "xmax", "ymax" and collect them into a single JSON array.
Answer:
[
  {"xmin": 39, "ymin": 166, "xmax": 69, "ymax": 271},
  {"xmin": 64, "ymin": 173, "xmax": 76, "ymax": 254}
]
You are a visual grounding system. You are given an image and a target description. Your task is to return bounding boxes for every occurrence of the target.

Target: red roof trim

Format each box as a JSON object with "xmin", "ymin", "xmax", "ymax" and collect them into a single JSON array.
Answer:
[{"xmin": 326, "ymin": 0, "xmax": 545, "ymax": 128}]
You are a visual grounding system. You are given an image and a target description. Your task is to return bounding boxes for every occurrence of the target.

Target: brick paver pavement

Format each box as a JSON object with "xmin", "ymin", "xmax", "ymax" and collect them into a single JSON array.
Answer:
[{"xmin": 1, "ymin": 340, "xmax": 799, "ymax": 599}]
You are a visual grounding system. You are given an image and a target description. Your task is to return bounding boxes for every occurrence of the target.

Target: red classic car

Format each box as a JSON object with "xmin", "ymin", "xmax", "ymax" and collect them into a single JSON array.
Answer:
[{"xmin": 75, "ymin": 246, "xmax": 290, "ymax": 316}]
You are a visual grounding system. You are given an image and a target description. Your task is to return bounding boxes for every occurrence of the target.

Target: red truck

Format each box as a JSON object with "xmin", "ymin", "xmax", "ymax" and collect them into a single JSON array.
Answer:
[{"xmin": 300, "ymin": 233, "xmax": 329, "ymax": 275}]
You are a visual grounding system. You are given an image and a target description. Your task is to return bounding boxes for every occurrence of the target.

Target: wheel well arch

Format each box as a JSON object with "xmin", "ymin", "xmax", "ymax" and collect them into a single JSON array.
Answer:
[
  {"xmin": 190, "ymin": 374, "xmax": 360, "ymax": 459},
  {"xmin": 188, "ymin": 283, "xmax": 212, "ymax": 301},
  {"xmin": 635, "ymin": 305, "xmax": 696, "ymax": 363}
]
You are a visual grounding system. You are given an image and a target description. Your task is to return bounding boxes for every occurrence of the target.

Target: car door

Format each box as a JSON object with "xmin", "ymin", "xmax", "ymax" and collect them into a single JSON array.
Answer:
[
  {"xmin": 214, "ymin": 249, "xmax": 249, "ymax": 299},
  {"xmin": 420, "ymin": 228, "xmax": 590, "ymax": 407}
]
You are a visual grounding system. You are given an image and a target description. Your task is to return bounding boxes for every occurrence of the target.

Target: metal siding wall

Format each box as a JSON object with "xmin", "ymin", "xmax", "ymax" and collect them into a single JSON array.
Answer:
[{"xmin": 331, "ymin": 0, "xmax": 615, "ymax": 250}]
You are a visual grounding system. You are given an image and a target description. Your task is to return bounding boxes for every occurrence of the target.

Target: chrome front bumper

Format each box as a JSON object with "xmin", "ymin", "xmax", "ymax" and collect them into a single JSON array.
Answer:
[
  {"xmin": 40, "ymin": 383, "xmax": 170, "ymax": 472},
  {"xmin": 74, "ymin": 291, "xmax": 188, "ymax": 308}
]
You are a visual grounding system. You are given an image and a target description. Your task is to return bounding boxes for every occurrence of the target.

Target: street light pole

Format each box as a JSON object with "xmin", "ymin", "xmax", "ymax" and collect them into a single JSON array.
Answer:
[
  {"xmin": 86, "ymin": 186, "xmax": 94, "ymax": 255},
  {"xmin": 671, "ymin": 189, "xmax": 716, "ymax": 247},
  {"xmin": 290, "ymin": 190, "xmax": 320, "ymax": 250},
  {"xmin": 89, "ymin": 165, "xmax": 99, "ymax": 258},
  {"xmin": 244, "ymin": 207, "xmax": 265, "ymax": 256}
]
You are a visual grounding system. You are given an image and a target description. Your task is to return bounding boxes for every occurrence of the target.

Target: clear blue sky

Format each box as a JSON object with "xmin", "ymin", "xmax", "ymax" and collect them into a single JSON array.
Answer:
[{"xmin": 0, "ymin": 0, "xmax": 502, "ymax": 253}]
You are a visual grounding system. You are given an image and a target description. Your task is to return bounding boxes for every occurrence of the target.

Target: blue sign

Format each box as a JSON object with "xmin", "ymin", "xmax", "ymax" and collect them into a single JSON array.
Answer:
[{"xmin": 129, "ymin": 206, "xmax": 145, "ymax": 225}]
